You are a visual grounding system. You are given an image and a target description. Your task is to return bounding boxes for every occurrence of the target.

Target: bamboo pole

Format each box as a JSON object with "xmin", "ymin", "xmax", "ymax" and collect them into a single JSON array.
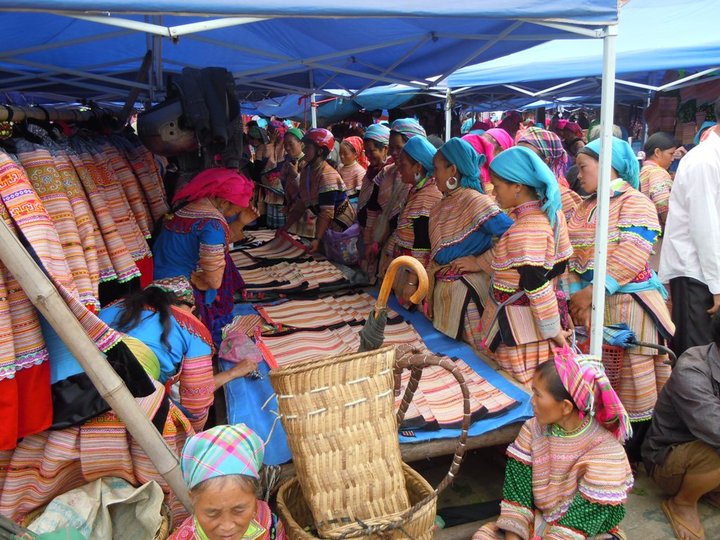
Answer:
[{"xmin": 0, "ymin": 218, "xmax": 192, "ymax": 511}]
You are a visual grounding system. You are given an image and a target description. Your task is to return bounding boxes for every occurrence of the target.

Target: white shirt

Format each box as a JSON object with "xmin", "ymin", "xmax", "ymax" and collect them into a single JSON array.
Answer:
[{"xmin": 659, "ymin": 129, "xmax": 720, "ymax": 293}]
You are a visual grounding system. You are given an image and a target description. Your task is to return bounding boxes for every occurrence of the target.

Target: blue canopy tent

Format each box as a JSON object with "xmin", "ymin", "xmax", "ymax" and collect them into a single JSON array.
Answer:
[
  {"xmin": 448, "ymin": 0, "xmax": 719, "ymax": 106},
  {"xmin": 0, "ymin": 2, "xmax": 619, "ymax": 352}
]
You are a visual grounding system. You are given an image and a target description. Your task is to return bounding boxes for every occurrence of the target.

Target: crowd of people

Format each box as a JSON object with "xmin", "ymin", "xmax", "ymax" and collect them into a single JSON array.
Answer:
[{"xmin": 3, "ymin": 100, "xmax": 719, "ymax": 540}]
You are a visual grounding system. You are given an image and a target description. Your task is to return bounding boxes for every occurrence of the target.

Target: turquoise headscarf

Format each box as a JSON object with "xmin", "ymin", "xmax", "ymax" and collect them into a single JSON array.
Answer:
[
  {"xmin": 439, "ymin": 137, "xmax": 485, "ymax": 192},
  {"xmin": 490, "ymin": 146, "xmax": 562, "ymax": 226},
  {"xmin": 363, "ymin": 124, "xmax": 391, "ymax": 146},
  {"xmin": 402, "ymin": 135, "xmax": 436, "ymax": 175},
  {"xmin": 582, "ymin": 137, "xmax": 640, "ymax": 189}
]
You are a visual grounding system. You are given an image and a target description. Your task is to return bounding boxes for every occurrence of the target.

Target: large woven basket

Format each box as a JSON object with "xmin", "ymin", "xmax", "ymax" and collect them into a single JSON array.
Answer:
[
  {"xmin": 277, "ymin": 464, "xmax": 435, "ymax": 540},
  {"xmin": 269, "ymin": 345, "xmax": 409, "ymax": 537}
]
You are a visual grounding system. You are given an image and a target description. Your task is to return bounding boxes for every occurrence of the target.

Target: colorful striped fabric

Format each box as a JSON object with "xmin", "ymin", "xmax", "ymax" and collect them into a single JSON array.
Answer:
[
  {"xmin": 237, "ymin": 260, "xmax": 347, "ymax": 293},
  {"xmin": 339, "ymin": 161, "xmax": 366, "ymax": 194},
  {"xmin": 639, "ymin": 161, "xmax": 673, "ymax": 226},
  {"xmin": 239, "ymin": 233, "xmax": 309, "ymax": 260},
  {"xmin": 390, "ymin": 179, "xmax": 442, "ymax": 267},
  {"xmin": 429, "ymin": 187, "xmax": 504, "ymax": 260},
  {"xmin": 559, "ymin": 184, "xmax": 582, "ymax": 223}
]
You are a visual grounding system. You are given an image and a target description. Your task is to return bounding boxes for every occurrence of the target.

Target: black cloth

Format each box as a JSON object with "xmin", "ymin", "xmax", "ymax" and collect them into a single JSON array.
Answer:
[
  {"xmin": 50, "ymin": 341, "xmax": 156, "ymax": 429},
  {"xmin": 412, "ymin": 216, "xmax": 431, "ymax": 250},
  {"xmin": 670, "ymin": 277, "xmax": 714, "ymax": 356}
]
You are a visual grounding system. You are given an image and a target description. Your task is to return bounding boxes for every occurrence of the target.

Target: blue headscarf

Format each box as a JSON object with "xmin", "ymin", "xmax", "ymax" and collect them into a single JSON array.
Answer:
[
  {"xmin": 363, "ymin": 124, "xmax": 391, "ymax": 146},
  {"xmin": 694, "ymin": 121, "xmax": 716, "ymax": 145},
  {"xmin": 402, "ymin": 136, "xmax": 436, "ymax": 175},
  {"xmin": 490, "ymin": 146, "xmax": 562, "ymax": 226},
  {"xmin": 583, "ymin": 137, "xmax": 640, "ymax": 189},
  {"xmin": 439, "ymin": 137, "xmax": 485, "ymax": 192}
]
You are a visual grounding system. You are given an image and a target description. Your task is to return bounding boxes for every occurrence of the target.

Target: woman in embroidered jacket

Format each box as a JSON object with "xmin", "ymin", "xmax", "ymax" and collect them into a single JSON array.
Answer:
[
  {"xmin": 170, "ymin": 424, "xmax": 286, "ymax": 540},
  {"xmin": 421, "ymin": 137, "xmax": 512, "ymax": 350},
  {"xmin": 569, "ymin": 137, "xmax": 674, "ymax": 462},
  {"xmin": 152, "ymin": 168, "xmax": 256, "ymax": 335},
  {"xmin": 475, "ymin": 349, "xmax": 634, "ymax": 540},
  {"xmin": 473, "ymin": 146, "xmax": 573, "ymax": 386}
]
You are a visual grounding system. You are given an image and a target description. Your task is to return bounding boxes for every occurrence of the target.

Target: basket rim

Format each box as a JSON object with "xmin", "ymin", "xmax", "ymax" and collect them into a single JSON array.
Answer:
[{"xmin": 269, "ymin": 345, "xmax": 395, "ymax": 377}]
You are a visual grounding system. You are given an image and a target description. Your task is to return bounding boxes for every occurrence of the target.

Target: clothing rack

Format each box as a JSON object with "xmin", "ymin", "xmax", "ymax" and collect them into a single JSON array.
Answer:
[{"xmin": 0, "ymin": 103, "xmax": 124, "ymax": 123}]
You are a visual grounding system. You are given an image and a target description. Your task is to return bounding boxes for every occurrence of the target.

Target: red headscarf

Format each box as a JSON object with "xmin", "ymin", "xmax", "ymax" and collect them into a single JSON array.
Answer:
[
  {"xmin": 342, "ymin": 136, "xmax": 369, "ymax": 170},
  {"xmin": 461, "ymin": 133, "xmax": 495, "ymax": 186},
  {"xmin": 173, "ymin": 168, "xmax": 254, "ymax": 208}
]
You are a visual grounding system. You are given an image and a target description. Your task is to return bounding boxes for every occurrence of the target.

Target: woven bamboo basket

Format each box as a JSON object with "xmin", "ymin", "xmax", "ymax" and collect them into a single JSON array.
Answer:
[
  {"xmin": 274, "ymin": 349, "xmax": 471, "ymax": 540},
  {"xmin": 269, "ymin": 345, "xmax": 409, "ymax": 537}
]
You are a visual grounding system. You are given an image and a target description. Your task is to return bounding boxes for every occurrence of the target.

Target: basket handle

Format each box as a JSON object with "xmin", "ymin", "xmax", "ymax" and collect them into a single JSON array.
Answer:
[{"xmin": 328, "ymin": 353, "xmax": 471, "ymax": 539}]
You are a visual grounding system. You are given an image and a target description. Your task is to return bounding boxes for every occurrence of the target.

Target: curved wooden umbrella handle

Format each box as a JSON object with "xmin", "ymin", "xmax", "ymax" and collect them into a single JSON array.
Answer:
[{"xmin": 376, "ymin": 255, "xmax": 429, "ymax": 311}]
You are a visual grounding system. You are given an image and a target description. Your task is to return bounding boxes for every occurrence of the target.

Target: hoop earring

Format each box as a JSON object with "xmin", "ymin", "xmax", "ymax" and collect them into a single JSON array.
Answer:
[{"xmin": 446, "ymin": 176, "xmax": 459, "ymax": 191}]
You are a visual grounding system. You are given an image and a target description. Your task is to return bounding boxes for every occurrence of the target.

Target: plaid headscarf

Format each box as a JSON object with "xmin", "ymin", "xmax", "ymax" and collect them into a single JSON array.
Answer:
[
  {"xmin": 173, "ymin": 168, "xmax": 254, "ymax": 208},
  {"xmin": 147, "ymin": 276, "xmax": 194, "ymax": 307},
  {"xmin": 390, "ymin": 118, "xmax": 426, "ymax": 140},
  {"xmin": 553, "ymin": 347, "xmax": 632, "ymax": 441},
  {"xmin": 485, "ymin": 128, "xmax": 514, "ymax": 151},
  {"xmin": 363, "ymin": 124, "xmax": 391, "ymax": 146},
  {"xmin": 518, "ymin": 127, "xmax": 569, "ymax": 185},
  {"xmin": 181, "ymin": 424, "xmax": 265, "ymax": 489},
  {"xmin": 341, "ymin": 136, "xmax": 369, "ymax": 169}
]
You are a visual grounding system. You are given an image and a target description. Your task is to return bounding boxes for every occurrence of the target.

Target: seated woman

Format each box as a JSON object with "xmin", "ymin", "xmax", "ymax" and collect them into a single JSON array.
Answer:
[
  {"xmin": 475, "ymin": 146, "xmax": 573, "ymax": 386},
  {"xmin": 171, "ymin": 424, "xmax": 285, "ymax": 540},
  {"xmin": 386, "ymin": 135, "xmax": 443, "ymax": 304},
  {"xmin": 281, "ymin": 128, "xmax": 356, "ymax": 253},
  {"xmin": 517, "ymin": 126, "xmax": 582, "ymax": 222},
  {"xmin": 475, "ymin": 349, "xmax": 634, "ymax": 540},
  {"xmin": 639, "ymin": 132, "xmax": 678, "ymax": 229},
  {"xmin": 152, "ymin": 168, "xmax": 256, "ymax": 335},
  {"xmin": 423, "ymin": 137, "xmax": 513, "ymax": 350},
  {"xmin": 0, "ymin": 278, "xmax": 255, "ymax": 525},
  {"xmin": 338, "ymin": 135, "xmax": 369, "ymax": 207},
  {"xmin": 569, "ymin": 137, "xmax": 674, "ymax": 463}
]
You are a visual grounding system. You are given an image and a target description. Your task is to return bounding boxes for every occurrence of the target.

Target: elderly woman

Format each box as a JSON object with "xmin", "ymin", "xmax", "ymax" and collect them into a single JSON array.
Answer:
[
  {"xmin": 338, "ymin": 135, "xmax": 368, "ymax": 206},
  {"xmin": 475, "ymin": 146, "xmax": 573, "ymax": 386},
  {"xmin": 152, "ymin": 168, "xmax": 256, "ymax": 334},
  {"xmin": 367, "ymin": 118, "xmax": 427, "ymax": 279},
  {"xmin": 170, "ymin": 424, "xmax": 286, "ymax": 540},
  {"xmin": 639, "ymin": 132, "xmax": 678, "ymax": 229},
  {"xmin": 474, "ymin": 349, "xmax": 634, "ymax": 540},
  {"xmin": 281, "ymin": 128, "xmax": 356, "ymax": 253},
  {"xmin": 423, "ymin": 138, "xmax": 513, "ymax": 350},
  {"xmin": 517, "ymin": 126, "xmax": 582, "ymax": 222},
  {"xmin": 569, "ymin": 137, "xmax": 675, "ymax": 462},
  {"xmin": 385, "ymin": 135, "xmax": 443, "ymax": 303}
]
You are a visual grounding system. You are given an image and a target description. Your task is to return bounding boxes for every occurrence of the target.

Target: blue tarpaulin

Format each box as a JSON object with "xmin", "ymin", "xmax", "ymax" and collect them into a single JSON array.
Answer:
[
  {"xmin": 449, "ymin": 0, "xmax": 717, "ymax": 91},
  {"xmin": 0, "ymin": 1, "xmax": 617, "ymax": 101}
]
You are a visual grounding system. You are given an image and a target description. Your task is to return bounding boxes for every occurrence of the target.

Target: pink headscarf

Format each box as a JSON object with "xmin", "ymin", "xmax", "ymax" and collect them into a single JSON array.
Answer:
[
  {"xmin": 553, "ymin": 346, "xmax": 632, "ymax": 441},
  {"xmin": 564, "ymin": 121, "xmax": 584, "ymax": 139},
  {"xmin": 173, "ymin": 168, "xmax": 254, "ymax": 208},
  {"xmin": 461, "ymin": 133, "xmax": 495, "ymax": 186},
  {"xmin": 342, "ymin": 136, "xmax": 369, "ymax": 170},
  {"xmin": 485, "ymin": 128, "xmax": 514, "ymax": 151}
]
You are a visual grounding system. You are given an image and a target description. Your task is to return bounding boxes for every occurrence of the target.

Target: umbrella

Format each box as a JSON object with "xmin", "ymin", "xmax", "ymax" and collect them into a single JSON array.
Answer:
[
  {"xmin": 602, "ymin": 323, "xmax": 677, "ymax": 366},
  {"xmin": 357, "ymin": 256, "xmax": 429, "ymax": 352}
]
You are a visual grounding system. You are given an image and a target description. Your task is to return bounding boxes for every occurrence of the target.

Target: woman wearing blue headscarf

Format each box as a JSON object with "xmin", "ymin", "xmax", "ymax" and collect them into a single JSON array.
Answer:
[
  {"xmin": 569, "ymin": 137, "xmax": 674, "ymax": 462},
  {"xmin": 420, "ymin": 138, "xmax": 512, "ymax": 350},
  {"xmin": 384, "ymin": 135, "xmax": 443, "ymax": 306},
  {"xmin": 474, "ymin": 146, "xmax": 573, "ymax": 386}
]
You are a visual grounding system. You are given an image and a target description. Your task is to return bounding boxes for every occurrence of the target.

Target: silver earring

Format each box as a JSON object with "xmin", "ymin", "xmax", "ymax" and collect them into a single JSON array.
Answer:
[
  {"xmin": 414, "ymin": 171, "xmax": 423, "ymax": 183},
  {"xmin": 446, "ymin": 176, "xmax": 459, "ymax": 190}
]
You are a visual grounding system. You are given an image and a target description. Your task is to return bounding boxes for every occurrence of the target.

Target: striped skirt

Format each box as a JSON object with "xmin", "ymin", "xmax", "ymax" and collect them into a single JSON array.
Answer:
[{"xmin": 494, "ymin": 340, "xmax": 556, "ymax": 387}]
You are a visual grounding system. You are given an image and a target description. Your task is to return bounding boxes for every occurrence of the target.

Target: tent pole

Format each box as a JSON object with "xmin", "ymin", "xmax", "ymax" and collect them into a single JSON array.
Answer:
[
  {"xmin": 445, "ymin": 88, "xmax": 452, "ymax": 141},
  {"xmin": 311, "ymin": 93, "xmax": 318, "ymax": 128},
  {"xmin": 0, "ymin": 219, "xmax": 192, "ymax": 512},
  {"xmin": 589, "ymin": 24, "xmax": 618, "ymax": 356},
  {"xmin": 643, "ymin": 90, "xmax": 653, "ymax": 144}
]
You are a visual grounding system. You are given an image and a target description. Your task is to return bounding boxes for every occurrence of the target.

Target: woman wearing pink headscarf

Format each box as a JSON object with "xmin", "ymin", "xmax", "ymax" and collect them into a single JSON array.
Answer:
[
  {"xmin": 475, "ymin": 348, "xmax": 633, "ymax": 540},
  {"xmin": 483, "ymin": 128, "xmax": 514, "ymax": 156},
  {"xmin": 461, "ymin": 133, "xmax": 496, "ymax": 194},
  {"xmin": 153, "ymin": 168, "xmax": 257, "ymax": 333}
]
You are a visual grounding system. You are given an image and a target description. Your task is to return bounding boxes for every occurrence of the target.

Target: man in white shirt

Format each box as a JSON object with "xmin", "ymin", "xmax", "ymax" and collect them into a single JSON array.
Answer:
[{"xmin": 660, "ymin": 97, "xmax": 720, "ymax": 356}]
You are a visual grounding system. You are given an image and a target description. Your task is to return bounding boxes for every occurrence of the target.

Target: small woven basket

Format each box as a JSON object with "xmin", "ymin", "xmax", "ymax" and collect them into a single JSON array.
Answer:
[
  {"xmin": 269, "ymin": 345, "xmax": 410, "ymax": 537},
  {"xmin": 277, "ymin": 464, "xmax": 435, "ymax": 540},
  {"xmin": 600, "ymin": 344, "xmax": 624, "ymax": 389}
]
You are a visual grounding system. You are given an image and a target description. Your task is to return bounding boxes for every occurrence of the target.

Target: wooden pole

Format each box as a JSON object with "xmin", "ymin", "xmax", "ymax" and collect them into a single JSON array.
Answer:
[{"xmin": 0, "ymin": 218, "xmax": 192, "ymax": 511}]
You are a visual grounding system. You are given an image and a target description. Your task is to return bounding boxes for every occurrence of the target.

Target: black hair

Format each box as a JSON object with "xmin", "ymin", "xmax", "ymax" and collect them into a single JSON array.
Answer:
[
  {"xmin": 426, "ymin": 135, "xmax": 444, "ymax": 149},
  {"xmin": 115, "ymin": 287, "xmax": 185, "ymax": 354},
  {"xmin": 390, "ymin": 130, "xmax": 410, "ymax": 144},
  {"xmin": 643, "ymin": 132, "xmax": 679, "ymax": 156},
  {"xmin": 535, "ymin": 361, "xmax": 577, "ymax": 407},
  {"xmin": 713, "ymin": 311, "xmax": 720, "ymax": 347}
]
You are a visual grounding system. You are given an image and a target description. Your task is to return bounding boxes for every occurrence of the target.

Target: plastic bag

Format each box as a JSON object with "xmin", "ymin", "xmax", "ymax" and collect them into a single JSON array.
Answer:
[
  {"xmin": 219, "ymin": 330, "xmax": 262, "ymax": 365},
  {"xmin": 323, "ymin": 222, "xmax": 360, "ymax": 265}
]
